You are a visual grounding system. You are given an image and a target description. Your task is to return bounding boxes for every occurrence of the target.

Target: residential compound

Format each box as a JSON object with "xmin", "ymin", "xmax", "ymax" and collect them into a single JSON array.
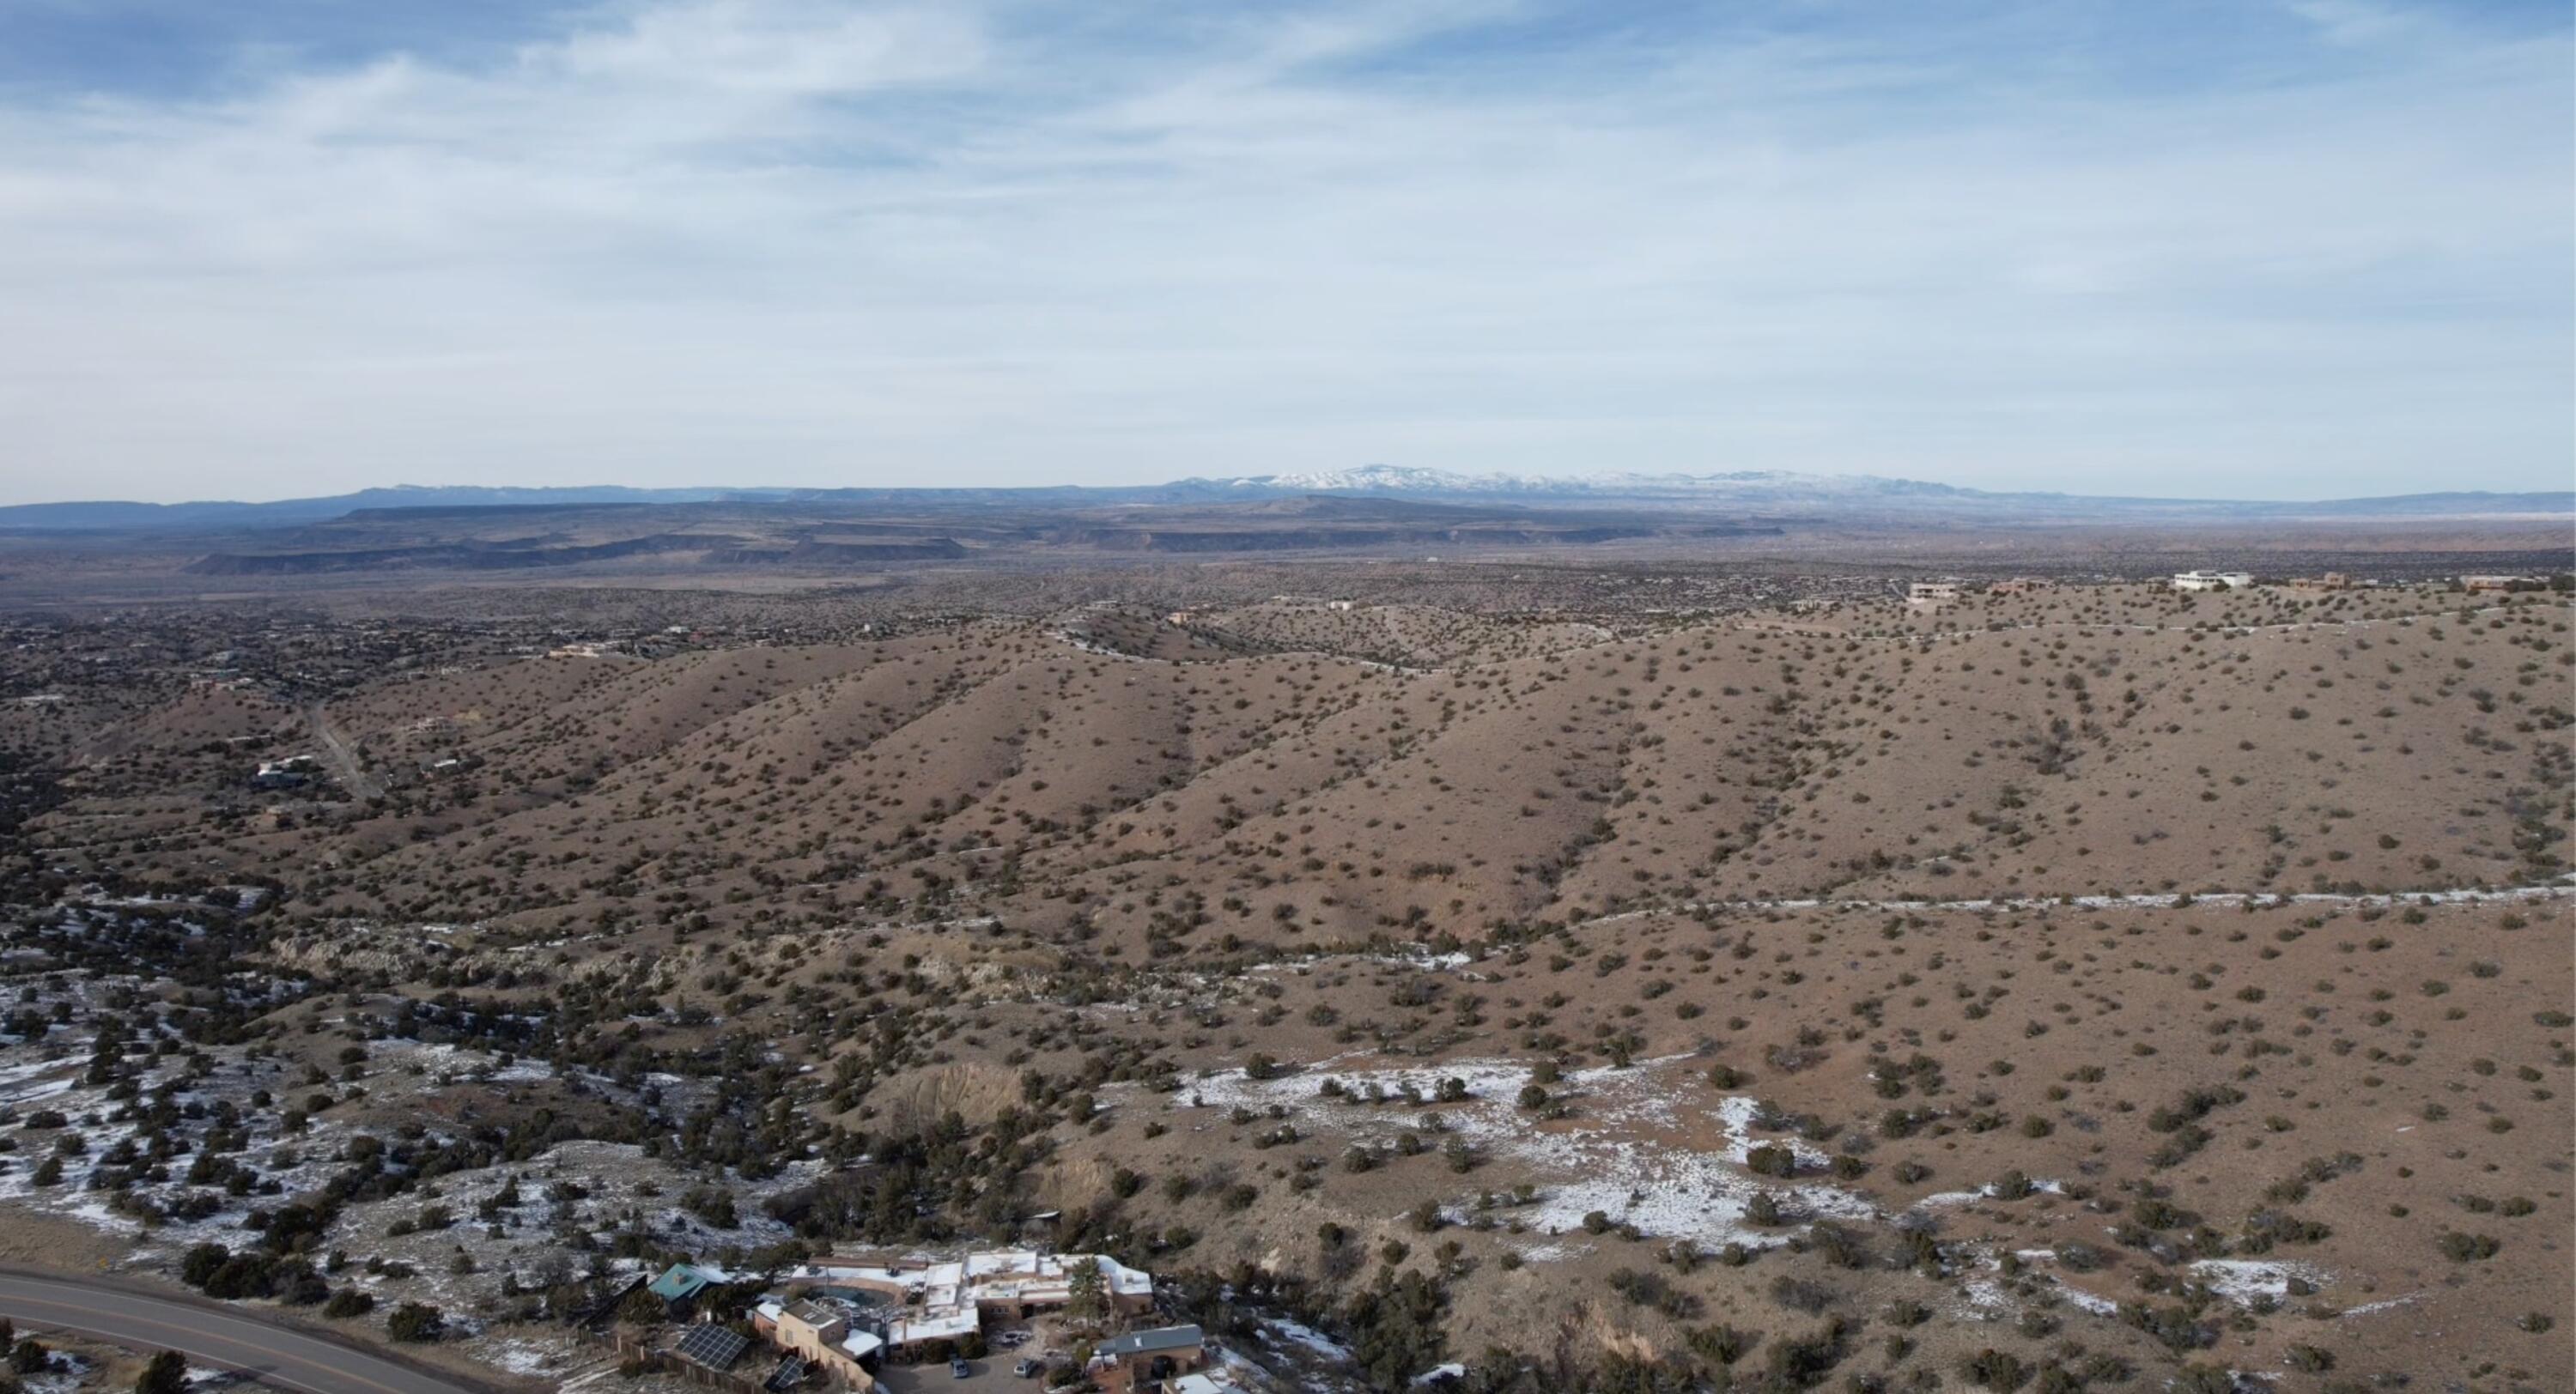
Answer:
[
  {"xmin": 657, "ymin": 1249, "xmax": 1181, "ymax": 1391},
  {"xmin": 784, "ymin": 1248, "xmax": 1158, "ymax": 1337}
]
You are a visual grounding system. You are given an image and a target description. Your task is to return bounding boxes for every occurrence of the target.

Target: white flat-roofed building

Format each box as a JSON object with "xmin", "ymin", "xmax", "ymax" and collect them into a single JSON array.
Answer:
[{"xmin": 2172, "ymin": 570, "xmax": 2253, "ymax": 591}]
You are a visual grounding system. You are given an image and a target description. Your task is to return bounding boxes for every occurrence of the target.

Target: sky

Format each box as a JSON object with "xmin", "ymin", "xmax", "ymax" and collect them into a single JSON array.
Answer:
[{"xmin": 0, "ymin": 0, "xmax": 2568, "ymax": 504}]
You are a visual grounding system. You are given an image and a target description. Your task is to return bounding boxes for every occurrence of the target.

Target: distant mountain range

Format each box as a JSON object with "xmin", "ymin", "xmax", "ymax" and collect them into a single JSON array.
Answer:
[
  {"xmin": 1224, "ymin": 464, "xmax": 2574, "ymax": 517},
  {"xmin": 1, "ymin": 470, "xmax": 2566, "ymax": 531}
]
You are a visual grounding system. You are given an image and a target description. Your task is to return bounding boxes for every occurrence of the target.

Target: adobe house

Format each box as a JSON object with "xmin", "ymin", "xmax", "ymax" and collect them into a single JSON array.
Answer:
[{"xmin": 753, "ymin": 1296, "xmax": 884, "ymax": 1390}]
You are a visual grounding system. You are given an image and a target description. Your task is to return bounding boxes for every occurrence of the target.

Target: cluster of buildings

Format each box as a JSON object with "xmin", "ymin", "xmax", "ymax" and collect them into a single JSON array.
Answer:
[
  {"xmin": 2176, "ymin": 571, "xmax": 2552, "ymax": 595},
  {"xmin": 1897, "ymin": 570, "xmax": 2565, "ymax": 604},
  {"xmin": 649, "ymin": 1250, "xmax": 1221, "ymax": 1392},
  {"xmin": 1905, "ymin": 578, "xmax": 2052, "ymax": 606}
]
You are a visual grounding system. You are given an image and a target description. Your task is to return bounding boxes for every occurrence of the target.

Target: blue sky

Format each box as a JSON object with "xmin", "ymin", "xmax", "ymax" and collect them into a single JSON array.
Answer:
[{"xmin": 0, "ymin": 0, "xmax": 2567, "ymax": 503}]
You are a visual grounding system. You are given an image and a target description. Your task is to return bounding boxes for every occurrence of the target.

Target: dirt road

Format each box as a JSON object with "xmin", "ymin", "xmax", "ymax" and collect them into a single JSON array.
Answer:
[{"xmin": 303, "ymin": 702, "xmax": 382, "ymax": 800}]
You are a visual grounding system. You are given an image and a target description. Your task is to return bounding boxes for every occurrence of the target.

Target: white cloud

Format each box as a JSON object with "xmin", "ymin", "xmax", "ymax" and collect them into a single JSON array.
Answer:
[
  {"xmin": 2286, "ymin": 0, "xmax": 2428, "ymax": 46},
  {"xmin": 0, "ymin": 0, "xmax": 2565, "ymax": 501}
]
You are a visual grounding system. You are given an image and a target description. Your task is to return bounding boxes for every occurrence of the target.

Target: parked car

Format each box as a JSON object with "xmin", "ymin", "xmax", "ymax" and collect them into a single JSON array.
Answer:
[
  {"xmin": 1014, "ymin": 1358, "xmax": 1042, "ymax": 1379},
  {"xmin": 951, "ymin": 1358, "xmax": 973, "ymax": 1379}
]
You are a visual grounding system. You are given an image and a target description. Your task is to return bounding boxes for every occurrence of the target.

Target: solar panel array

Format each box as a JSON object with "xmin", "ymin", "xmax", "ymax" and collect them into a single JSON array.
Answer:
[{"xmin": 676, "ymin": 1324, "xmax": 750, "ymax": 1371}]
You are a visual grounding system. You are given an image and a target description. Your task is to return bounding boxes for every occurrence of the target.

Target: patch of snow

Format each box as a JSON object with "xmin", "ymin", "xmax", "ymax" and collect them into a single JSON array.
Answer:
[
  {"xmin": 2190, "ymin": 1258, "xmax": 2330, "ymax": 1306},
  {"xmin": 1158, "ymin": 1054, "xmax": 1879, "ymax": 1257},
  {"xmin": 1261, "ymin": 1317, "xmax": 1354, "ymax": 1363}
]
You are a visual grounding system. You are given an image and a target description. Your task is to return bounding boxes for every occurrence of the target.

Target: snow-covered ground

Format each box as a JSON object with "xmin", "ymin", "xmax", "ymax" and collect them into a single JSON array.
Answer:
[
  {"xmin": 1169, "ymin": 1053, "xmax": 1878, "ymax": 1254},
  {"xmin": 1151, "ymin": 1046, "xmax": 2387, "ymax": 1338}
]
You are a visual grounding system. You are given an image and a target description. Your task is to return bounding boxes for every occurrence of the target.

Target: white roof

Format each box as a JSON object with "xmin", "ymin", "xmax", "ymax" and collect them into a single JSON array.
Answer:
[
  {"xmin": 839, "ymin": 1330, "xmax": 885, "ymax": 1360},
  {"xmin": 890, "ymin": 1307, "xmax": 981, "ymax": 1344},
  {"xmin": 789, "ymin": 1263, "xmax": 919, "ymax": 1289},
  {"xmin": 1078, "ymin": 1254, "xmax": 1156, "ymax": 1296},
  {"xmin": 963, "ymin": 1251, "xmax": 1032, "ymax": 1277}
]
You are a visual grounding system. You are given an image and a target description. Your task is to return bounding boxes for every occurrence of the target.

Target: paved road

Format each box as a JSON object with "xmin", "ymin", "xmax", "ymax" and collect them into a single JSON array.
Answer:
[
  {"xmin": 0, "ymin": 1273, "xmax": 477, "ymax": 1394},
  {"xmin": 303, "ymin": 702, "xmax": 384, "ymax": 801}
]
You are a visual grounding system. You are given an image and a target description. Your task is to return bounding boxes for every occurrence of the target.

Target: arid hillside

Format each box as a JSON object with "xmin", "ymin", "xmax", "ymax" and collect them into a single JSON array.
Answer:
[
  {"xmin": 0, "ymin": 575, "xmax": 2567, "ymax": 1393},
  {"xmin": 26, "ymin": 584, "xmax": 2559, "ymax": 947}
]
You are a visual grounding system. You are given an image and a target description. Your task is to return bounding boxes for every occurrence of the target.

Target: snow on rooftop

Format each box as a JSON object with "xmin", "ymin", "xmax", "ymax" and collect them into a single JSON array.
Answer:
[{"xmin": 890, "ymin": 1308, "xmax": 980, "ymax": 1344}]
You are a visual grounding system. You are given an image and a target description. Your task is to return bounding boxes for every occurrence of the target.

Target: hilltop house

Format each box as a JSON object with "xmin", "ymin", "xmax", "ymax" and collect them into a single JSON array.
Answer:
[
  {"xmin": 1905, "ymin": 580, "xmax": 1961, "ymax": 604},
  {"xmin": 250, "ymin": 756, "xmax": 317, "ymax": 791},
  {"xmin": 2171, "ymin": 570, "xmax": 2253, "ymax": 591}
]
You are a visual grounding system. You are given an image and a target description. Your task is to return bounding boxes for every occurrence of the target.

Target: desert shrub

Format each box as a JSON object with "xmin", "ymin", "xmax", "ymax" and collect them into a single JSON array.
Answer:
[
  {"xmin": 1959, "ymin": 1349, "xmax": 2029, "ymax": 1390},
  {"xmin": 1607, "ymin": 1268, "xmax": 1699, "ymax": 1319},
  {"xmin": 386, "ymin": 1301, "xmax": 444, "ymax": 1342},
  {"xmin": 1686, "ymin": 1324, "xmax": 1754, "ymax": 1366},
  {"xmin": 1344, "ymin": 1271, "xmax": 1448, "ymax": 1389},
  {"xmin": 2438, "ymin": 1232, "xmax": 2500, "ymax": 1262},
  {"xmin": 135, "ymin": 1351, "xmax": 187, "ymax": 1394},
  {"xmin": 1806, "ymin": 1222, "xmax": 1872, "ymax": 1270},
  {"xmin": 1769, "ymin": 1276, "xmax": 1835, "ymax": 1314},
  {"xmin": 1762, "ymin": 1319, "xmax": 1850, "ymax": 1386}
]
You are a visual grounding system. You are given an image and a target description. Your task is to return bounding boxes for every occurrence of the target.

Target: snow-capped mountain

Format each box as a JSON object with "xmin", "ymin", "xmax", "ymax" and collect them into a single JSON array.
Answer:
[
  {"xmin": 1227, "ymin": 464, "xmax": 1979, "ymax": 501},
  {"xmin": 4, "ymin": 467, "xmax": 2562, "ymax": 533}
]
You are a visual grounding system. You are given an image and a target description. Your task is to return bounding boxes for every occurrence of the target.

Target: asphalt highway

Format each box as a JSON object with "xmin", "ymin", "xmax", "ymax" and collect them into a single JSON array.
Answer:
[{"xmin": 0, "ymin": 1273, "xmax": 480, "ymax": 1394}]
